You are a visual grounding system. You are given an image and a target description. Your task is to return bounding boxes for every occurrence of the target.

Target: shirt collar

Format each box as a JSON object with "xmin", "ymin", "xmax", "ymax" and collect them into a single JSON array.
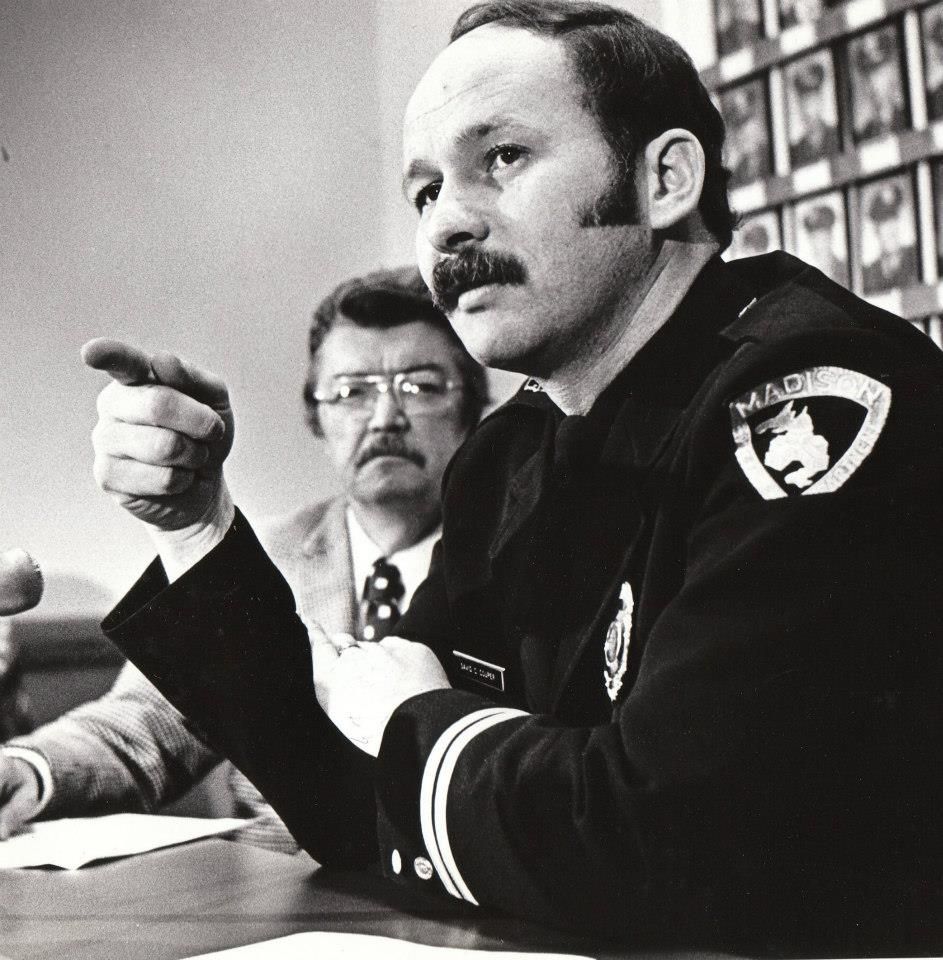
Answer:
[{"xmin": 345, "ymin": 506, "xmax": 439, "ymax": 613}]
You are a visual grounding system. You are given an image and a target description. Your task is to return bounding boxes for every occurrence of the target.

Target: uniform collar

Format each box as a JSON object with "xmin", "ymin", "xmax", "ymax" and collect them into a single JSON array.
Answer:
[{"xmin": 490, "ymin": 256, "xmax": 757, "ymax": 556}]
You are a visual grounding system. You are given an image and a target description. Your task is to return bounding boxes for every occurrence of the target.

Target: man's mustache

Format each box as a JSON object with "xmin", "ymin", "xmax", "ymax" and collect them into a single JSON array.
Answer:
[
  {"xmin": 355, "ymin": 436, "xmax": 426, "ymax": 469},
  {"xmin": 431, "ymin": 249, "xmax": 527, "ymax": 312}
]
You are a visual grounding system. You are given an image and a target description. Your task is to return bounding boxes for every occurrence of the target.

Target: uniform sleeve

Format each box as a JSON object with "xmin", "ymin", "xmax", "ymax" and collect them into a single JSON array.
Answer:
[
  {"xmin": 101, "ymin": 510, "xmax": 379, "ymax": 868},
  {"xmin": 370, "ymin": 332, "xmax": 943, "ymax": 941},
  {"xmin": 5, "ymin": 661, "xmax": 219, "ymax": 817}
]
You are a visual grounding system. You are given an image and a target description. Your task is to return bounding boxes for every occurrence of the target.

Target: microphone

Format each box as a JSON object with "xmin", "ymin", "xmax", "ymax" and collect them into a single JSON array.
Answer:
[{"xmin": 0, "ymin": 548, "xmax": 44, "ymax": 616}]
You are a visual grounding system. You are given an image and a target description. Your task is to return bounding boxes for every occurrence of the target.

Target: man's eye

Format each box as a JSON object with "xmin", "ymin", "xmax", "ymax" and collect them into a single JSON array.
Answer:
[
  {"xmin": 336, "ymin": 383, "xmax": 369, "ymax": 401},
  {"xmin": 486, "ymin": 145, "xmax": 525, "ymax": 170},
  {"xmin": 414, "ymin": 182, "xmax": 441, "ymax": 211},
  {"xmin": 402, "ymin": 376, "xmax": 445, "ymax": 396}
]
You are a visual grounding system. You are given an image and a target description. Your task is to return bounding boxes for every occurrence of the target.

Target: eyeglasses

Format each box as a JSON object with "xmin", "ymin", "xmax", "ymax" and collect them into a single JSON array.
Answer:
[{"xmin": 311, "ymin": 368, "xmax": 464, "ymax": 417}]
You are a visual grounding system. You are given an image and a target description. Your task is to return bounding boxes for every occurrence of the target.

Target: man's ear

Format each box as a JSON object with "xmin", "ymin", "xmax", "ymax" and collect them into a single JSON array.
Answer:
[{"xmin": 642, "ymin": 128, "xmax": 706, "ymax": 232}]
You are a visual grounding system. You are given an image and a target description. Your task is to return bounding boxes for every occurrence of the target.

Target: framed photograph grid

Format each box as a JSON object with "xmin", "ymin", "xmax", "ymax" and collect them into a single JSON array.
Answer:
[{"xmin": 711, "ymin": 0, "xmax": 943, "ymax": 331}]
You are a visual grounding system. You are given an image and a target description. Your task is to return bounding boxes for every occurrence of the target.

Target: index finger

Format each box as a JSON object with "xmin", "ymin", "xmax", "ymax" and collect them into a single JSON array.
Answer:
[{"xmin": 81, "ymin": 338, "xmax": 157, "ymax": 386}]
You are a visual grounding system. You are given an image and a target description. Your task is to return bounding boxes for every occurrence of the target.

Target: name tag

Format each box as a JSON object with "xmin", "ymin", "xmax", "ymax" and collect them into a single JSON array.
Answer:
[{"xmin": 452, "ymin": 650, "xmax": 505, "ymax": 693}]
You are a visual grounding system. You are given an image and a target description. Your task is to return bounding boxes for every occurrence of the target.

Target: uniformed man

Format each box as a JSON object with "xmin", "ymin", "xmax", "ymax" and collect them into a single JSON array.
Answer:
[
  {"xmin": 788, "ymin": 56, "xmax": 840, "ymax": 168},
  {"xmin": 862, "ymin": 180, "xmax": 919, "ymax": 294},
  {"xmin": 722, "ymin": 81, "xmax": 771, "ymax": 186},
  {"xmin": 851, "ymin": 26, "xmax": 908, "ymax": 141},
  {"xmin": 716, "ymin": 0, "xmax": 763, "ymax": 56},
  {"xmin": 800, "ymin": 200, "xmax": 847, "ymax": 285},
  {"xmin": 778, "ymin": 0, "xmax": 826, "ymax": 29},
  {"xmin": 81, "ymin": 0, "xmax": 943, "ymax": 952},
  {"xmin": 925, "ymin": 12, "xmax": 943, "ymax": 123}
]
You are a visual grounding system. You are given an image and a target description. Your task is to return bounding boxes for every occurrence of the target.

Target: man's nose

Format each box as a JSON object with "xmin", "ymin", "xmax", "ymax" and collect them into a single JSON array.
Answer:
[
  {"xmin": 424, "ymin": 183, "xmax": 489, "ymax": 254},
  {"xmin": 366, "ymin": 386, "xmax": 408, "ymax": 431}
]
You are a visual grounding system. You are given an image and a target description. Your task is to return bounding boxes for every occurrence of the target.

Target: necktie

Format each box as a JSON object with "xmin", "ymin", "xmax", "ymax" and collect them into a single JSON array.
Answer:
[{"xmin": 360, "ymin": 557, "xmax": 405, "ymax": 642}]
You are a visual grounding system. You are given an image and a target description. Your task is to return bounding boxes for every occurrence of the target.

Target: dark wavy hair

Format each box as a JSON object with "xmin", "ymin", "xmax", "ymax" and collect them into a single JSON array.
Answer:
[
  {"xmin": 304, "ymin": 266, "xmax": 489, "ymax": 435},
  {"xmin": 451, "ymin": 0, "xmax": 735, "ymax": 249}
]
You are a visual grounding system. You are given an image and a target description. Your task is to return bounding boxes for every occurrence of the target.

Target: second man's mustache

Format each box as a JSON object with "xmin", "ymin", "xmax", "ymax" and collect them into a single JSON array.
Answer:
[
  {"xmin": 431, "ymin": 249, "xmax": 527, "ymax": 312},
  {"xmin": 356, "ymin": 436, "xmax": 426, "ymax": 469}
]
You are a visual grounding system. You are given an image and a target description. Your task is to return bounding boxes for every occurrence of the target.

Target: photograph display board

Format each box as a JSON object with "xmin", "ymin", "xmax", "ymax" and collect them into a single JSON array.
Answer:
[{"xmin": 712, "ymin": 0, "xmax": 943, "ymax": 331}]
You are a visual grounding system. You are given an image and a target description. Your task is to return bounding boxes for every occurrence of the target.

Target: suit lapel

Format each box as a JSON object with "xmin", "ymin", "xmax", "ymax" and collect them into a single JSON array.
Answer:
[{"xmin": 296, "ymin": 498, "xmax": 359, "ymax": 636}]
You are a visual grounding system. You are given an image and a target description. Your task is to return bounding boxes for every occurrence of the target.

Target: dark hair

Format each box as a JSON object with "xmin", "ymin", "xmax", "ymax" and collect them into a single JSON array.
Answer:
[
  {"xmin": 304, "ymin": 265, "xmax": 489, "ymax": 434},
  {"xmin": 451, "ymin": 0, "xmax": 736, "ymax": 249}
]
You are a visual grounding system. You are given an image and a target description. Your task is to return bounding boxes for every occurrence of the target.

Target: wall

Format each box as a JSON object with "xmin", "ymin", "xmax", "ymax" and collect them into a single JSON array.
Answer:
[
  {"xmin": 1, "ymin": 0, "xmax": 383, "ymax": 614},
  {"xmin": 1, "ymin": 0, "xmax": 715, "ymax": 617}
]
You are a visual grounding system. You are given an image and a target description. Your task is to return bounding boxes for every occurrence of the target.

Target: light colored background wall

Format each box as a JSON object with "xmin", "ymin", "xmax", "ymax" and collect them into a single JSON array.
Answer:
[{"xmin": 1, "ymin": 0, "xmax": 714, "ymax": 617}]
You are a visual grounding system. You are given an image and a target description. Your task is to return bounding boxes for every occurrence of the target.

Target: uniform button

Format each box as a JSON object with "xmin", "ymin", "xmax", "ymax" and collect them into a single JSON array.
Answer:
[
  {"xmin": 414, "ymin": 856, "xmax": 434, "ymax": 880},
  {"xmin": 391, "ymin": 849, "xmax": 402, "ymax": 875}
]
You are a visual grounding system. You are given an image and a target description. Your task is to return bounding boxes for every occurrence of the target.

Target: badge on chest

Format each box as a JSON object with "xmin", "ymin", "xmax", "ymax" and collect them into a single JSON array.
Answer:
[{"xmin": 603, "ymin": 581, "xmax": 634, "ymax": 703}]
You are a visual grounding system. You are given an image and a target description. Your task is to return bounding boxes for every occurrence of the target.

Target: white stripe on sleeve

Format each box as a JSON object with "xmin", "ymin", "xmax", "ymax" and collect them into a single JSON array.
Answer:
[{"xmin": 419, "ymin": 707, "xmax": 527, "ymax": 903}]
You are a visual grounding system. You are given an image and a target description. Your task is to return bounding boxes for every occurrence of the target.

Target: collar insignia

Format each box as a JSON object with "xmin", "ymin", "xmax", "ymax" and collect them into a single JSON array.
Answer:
[
  {"xmin": 603, "ymin": 582, "xmax": 634, "ymax": 703},
  {"xmin": 522, "ymin": 378, "xmax": 543, "ymax": 393},
  {"xmin": 730, "ymin": 366, "xmax": 891, "ymax": 500}
]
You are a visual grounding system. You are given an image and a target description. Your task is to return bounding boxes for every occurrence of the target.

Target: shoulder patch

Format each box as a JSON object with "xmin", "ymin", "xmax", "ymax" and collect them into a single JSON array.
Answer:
[{"xmin": 729, "ymin": 366, "xmax": 891, "ymax": 499}]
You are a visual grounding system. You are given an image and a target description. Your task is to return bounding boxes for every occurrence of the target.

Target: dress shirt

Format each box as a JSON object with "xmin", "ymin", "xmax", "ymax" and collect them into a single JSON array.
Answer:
[{"xmin": 345, "ymin": 508, "xmax": 438, "ymax": 621}]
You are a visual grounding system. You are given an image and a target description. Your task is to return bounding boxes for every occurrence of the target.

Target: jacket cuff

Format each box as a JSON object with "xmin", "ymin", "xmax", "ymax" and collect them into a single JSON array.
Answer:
[
  {"xmin": 376, "ymin": 688, "xmax": 528, "ymax": 903},
  {"xmin": 3, "ymin": 745, "xmax": 53, "ymax": 816}
]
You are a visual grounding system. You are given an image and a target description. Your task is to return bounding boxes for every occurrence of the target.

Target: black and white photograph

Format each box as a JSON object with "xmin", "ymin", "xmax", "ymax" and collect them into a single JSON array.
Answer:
[
  {"xmin": 779, "ymin": 0, "xmax": 848, "ymax": 29},
  {"xmin": 726, "ymin": 208, "xmax": 782, "ymax": 258},
  {"xmin": 784, "ymin": 49, "xmax": 841, "ymax": 169},
  {"xmin": 924, "ymin": 2, "xmax": 943, "ymax": 123},
  {"xmin": 6, "ymin": 2, "xmax": 943, "ymax": 958},
  {"xmin": 793, "ymin": 191, "xmax": 849, "ymax": 286},
  {"xmin": 847, "ymin": 23, "xmax": 909, "ymax": 143},
  {"xmin": 778, "ymin": 0, "xmax": 826, "ymax": 30},
  {"xmin": 859, "ymin": 172, "xmax": 920, "ymax": 294},
  {"xmin": 715, "ymin": 0, "xmax": 763, "ymax": 56},
  {"xmin": 720, "ymin": 77, "xmax": 772, "ymax": 186}
]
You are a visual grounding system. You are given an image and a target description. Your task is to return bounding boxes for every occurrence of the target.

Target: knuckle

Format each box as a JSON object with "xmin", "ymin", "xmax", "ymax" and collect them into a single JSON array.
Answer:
[{"xmin": 155, "ymin": 430, "xmax": 183, "ymax": 462}]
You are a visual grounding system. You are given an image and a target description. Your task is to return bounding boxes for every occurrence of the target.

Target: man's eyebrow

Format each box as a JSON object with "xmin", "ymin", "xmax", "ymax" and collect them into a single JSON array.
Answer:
[{"xmin": 401, "ymin": 118, "xmax": 524, "ymax": 198}]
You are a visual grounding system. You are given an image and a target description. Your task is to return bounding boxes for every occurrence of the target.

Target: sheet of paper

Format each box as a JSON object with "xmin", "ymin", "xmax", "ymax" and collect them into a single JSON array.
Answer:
[
  {"xmin": 188, "ymin": 931, "xmax": 594, "ymax": 960},
  {"xmin": 0, "ymin": 813, "xmax": 249, "ymax": 870}
]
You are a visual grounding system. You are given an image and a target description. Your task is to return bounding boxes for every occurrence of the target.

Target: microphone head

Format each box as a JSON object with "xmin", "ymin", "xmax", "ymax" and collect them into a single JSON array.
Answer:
[{"xmin": 0, "ymin": 548, "xmax": 44, "ymax": 615}]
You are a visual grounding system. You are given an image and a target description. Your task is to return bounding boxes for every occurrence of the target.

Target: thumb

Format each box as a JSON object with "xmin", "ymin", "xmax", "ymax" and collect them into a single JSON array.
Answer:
[{"xmin": 150, "ymin": 351, "xmax": 231, "ymax": 412}]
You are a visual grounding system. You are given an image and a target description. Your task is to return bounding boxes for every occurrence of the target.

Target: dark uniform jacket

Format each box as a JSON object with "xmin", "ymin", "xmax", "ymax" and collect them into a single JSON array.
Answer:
[{"xmin": 103, "ymin": 253, "xmax": 943, "ymax": 953}]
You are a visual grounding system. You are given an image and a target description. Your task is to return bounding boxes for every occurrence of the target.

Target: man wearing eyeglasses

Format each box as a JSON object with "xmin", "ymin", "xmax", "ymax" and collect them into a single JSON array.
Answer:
[{"xmin": 0, "ymin": 266, "xmax": 487, "ymax": 848}]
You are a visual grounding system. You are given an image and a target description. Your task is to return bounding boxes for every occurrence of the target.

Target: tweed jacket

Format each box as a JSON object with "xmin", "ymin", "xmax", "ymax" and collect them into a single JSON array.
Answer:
[{"xmin": 8, "ymin": 497, "xmax": 358, "ymax": 840}]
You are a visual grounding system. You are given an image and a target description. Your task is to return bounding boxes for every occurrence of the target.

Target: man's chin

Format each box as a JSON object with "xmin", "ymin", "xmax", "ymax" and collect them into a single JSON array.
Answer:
[
  {"xmin": 353, "ymin": 474, "xmax": 428, "ymax": 506},
  {"xmin": 448, "ymin": 309, "xmax": 537, "ymax": 375}
]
